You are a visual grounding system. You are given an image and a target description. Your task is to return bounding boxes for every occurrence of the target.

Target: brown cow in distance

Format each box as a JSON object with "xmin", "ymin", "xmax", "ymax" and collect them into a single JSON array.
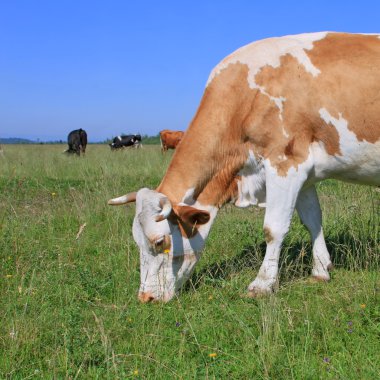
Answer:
[{"xmin": 159, "ymin": 130, "xmax": 184, "ymax": 153}]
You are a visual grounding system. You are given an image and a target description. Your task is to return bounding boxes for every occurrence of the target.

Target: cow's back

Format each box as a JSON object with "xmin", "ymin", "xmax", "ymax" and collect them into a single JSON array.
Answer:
[{"xmin": 205, "ymin": 32, "xmax": 380, "ymax": 183}]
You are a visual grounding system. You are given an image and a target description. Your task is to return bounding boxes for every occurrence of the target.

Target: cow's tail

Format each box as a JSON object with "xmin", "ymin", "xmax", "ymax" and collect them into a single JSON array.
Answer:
[{"xmin": 159, "ymin": 134, "xmax": 164, "ymax": 153}]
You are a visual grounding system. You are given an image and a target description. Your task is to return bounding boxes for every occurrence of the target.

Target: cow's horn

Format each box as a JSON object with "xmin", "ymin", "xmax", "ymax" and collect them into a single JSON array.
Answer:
[
  {"xmin": 156, "ymin": 197, "xmax": 172, "ymax": 222},
  {"xmin": 108, "ymin": 192, "xmax": 137, "ymax": 205}
]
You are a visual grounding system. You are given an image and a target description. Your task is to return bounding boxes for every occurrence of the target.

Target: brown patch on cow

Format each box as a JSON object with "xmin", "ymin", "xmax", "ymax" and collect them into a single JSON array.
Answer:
[
  {"xmin": 223, "ymin": 175, "xmax": 240, "ymax": 205},
  {"xmin": 308, "ymin": 33, "xmax": 380, "ymax": 144},
  {"xmin": 284, "ymin": 138, "xmax": 295, "ymax": 157},
  {"xmin": 253, "ymin": 53, "xmax": 343, "ymax": 172},
  {"xmin": 255, "ymin": 33, "xmax": 380, "ymax": 151},
  {"xmin": 157, "ymin": 33, "xmax": 380, "ymax": 207},
  {"xmin": 263, "ymin": 227, "xmax": 273, "ymax": 243},
  {"xmin": 198, "ymin": 157, "xmax": 248, "ymax": 206}
]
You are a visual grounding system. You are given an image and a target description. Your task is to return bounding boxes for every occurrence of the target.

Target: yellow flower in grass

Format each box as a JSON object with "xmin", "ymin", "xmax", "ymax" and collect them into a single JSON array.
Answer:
[
  {"xmin": 51, "ymin": 192, "xmax": 56, "ymax": 196},
  {"xmin": 209, "ymin": 353, "xmax": 217, "ymax": 358},
  {"xmin": 360, "ymin": 304, "xmax": 366, "ymax": 309},
  {"xmin": 133, "ymin": 369, "xmax": 139, "ymax": 375}
]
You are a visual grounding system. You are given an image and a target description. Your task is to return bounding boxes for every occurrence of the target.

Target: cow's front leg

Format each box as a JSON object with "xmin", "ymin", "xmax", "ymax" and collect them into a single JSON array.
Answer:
[
  {"xmin": 296, "ymin": 185, "xmax": 333, "ymax": 281},
  {"xmin": 248, "ymin": 165, "xmax": 308, "ymax": 297}
]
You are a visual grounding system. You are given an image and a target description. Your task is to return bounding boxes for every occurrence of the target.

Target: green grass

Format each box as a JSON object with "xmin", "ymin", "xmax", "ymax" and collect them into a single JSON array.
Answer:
[{"xmin": 1, "ymin": 144, "xmax": 379, "ymax": 379}]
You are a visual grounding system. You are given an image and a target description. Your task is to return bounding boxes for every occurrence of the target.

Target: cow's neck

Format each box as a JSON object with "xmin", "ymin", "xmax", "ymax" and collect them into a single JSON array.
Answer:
[
  {"xmin": 157, "ymin": 71, "xmax": 254, "ymax": 208},
  {"xmin": 157, "ymin": 141, "xmax": 247, "ymax": 207}
]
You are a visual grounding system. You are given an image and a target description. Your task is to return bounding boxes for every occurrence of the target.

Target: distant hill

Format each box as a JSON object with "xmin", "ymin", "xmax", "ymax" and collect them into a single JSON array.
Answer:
[{"xmin": 0, "ymin": 137, "xmax": 36, "ymax": 144}]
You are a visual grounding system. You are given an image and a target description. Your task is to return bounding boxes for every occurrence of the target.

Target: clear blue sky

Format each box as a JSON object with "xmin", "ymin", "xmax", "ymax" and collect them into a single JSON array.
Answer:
[{"xmin": 1, "ymin": 1, "xmax": 380, "ymax": 142}]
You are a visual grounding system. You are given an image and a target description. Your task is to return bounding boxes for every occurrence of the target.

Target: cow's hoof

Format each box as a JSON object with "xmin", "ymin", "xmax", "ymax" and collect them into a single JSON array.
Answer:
[
  {"xmin": 310, "ymin": 275, "xmax": 330, "ymax": 282},
  {"xmin": 311, "ymin": 262, "xmax": 333, "ymax": 282},
  {"xmin": 247, "ymin": 284, "xmax": 274, "ymax": 298},
  {"xmin": 327, "ymin": 263, "xmax": 334, "ymax": 271}
]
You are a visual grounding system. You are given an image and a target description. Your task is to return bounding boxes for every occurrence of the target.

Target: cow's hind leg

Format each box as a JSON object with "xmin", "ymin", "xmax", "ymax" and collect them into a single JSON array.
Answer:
[
  {"xmin": 73, "ymin": 144, "xmax": 80, "ymax": 156},
  {"xmin": 247, "ymin": 163, "xmax": 309, "ymax": 297},
  {"xmin": 296, "ymin": 185, "xmax": 333, "ymax": 281}
]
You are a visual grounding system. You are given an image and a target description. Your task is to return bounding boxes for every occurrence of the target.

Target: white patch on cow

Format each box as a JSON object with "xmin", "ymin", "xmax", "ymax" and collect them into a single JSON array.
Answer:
[
  {"xmin": 317, "ymin": 108, "xmax": 380, "ymax": 185},
  {"xmin": 319, "ymin": 108, "xmax": 350, "ymax": 142},
  {"xmin": 206, "ymin": 32, "xmax": 328, "ymax": 88},
  {"xmin": 360, "ymin": 33, "xmax": 380, "ymax": 38},
  {"xmin": 271, "ymin": 95, "xmax": 286, "ymax": 122},
  {"xmin": 235, "ymin": 150, "xmax": 266, "ymax": 208},
  {"xmin": 181, "ymin": 187, "xmax": 196, "ymax": 205},
  {"xmin": 117, "ymin": 136, "xmax": 122, "ymax": 141}
]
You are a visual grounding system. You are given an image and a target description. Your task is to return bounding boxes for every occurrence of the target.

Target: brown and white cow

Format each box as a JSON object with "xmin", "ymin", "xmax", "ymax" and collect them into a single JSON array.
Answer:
[
  {"xmin": 160, "ymin": 129, "xmax": 184, "ymax": 153},
  {"xmin": 109, "ymin": 32, "xmax": 380, "ymax": 302}
]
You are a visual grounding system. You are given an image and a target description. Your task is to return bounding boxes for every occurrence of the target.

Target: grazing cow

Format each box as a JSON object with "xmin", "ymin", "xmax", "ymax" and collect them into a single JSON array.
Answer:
[
  {"xmin": 65, "ymin": 129, "xmax": 87, "ymax": 156},
  {"xmin": 109, "ymin": 32, "xmax": 380, "ymax": 302},
  {"xmin": 109, "ymin": 135, "xmax": 142, "ymax": 150},
  {"xmin": 160, "ymin": 130, "xmax": 184, "ymax": 153}
]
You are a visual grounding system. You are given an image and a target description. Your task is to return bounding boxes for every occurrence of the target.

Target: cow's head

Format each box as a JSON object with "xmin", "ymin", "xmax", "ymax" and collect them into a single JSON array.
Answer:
[{"xmin": 108, "ymin": 188, "xmax": 214, "ymax": 302}]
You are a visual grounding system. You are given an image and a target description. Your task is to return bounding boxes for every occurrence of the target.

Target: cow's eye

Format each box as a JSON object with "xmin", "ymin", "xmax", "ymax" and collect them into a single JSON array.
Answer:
[
  {"xmin": 153, "ymin": 237, "xmax": 164, "ymax": 252},
  {"xmin": 152, "ymin": 235, "xmax": 171, "ymax": 254},
  {"xmin": 155, "ymin": 238, "xmax": 164, "ymax": 247}
]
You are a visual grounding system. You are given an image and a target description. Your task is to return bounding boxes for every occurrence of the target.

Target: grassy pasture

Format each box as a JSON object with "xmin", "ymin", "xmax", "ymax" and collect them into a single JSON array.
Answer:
[{"xmin": 0, "ymin": 144, "xmax": 379, "ymax": 379}]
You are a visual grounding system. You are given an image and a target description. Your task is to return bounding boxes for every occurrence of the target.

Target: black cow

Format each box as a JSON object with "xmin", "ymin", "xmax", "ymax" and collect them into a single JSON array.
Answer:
[
  {"xmin": 65, "ymin": 129, "xmax": 87, "ymax": 156},
  {"xmin": 109, "ymin": 134, "xmax": 142, "ymax": 150}
]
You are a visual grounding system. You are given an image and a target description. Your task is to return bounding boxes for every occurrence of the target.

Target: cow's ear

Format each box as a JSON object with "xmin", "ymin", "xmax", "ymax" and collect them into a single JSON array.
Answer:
[{"xmin": 173, "ymin": 205, "xmax": 210, "ymax": 226}]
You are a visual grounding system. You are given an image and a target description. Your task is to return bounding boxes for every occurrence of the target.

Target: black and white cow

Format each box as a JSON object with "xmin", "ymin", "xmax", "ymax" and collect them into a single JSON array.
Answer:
[
  {"xmin": 65, "ymin": 129, "xmax": 87, "ymax": 156},
  {"xmin": 109, "ymin": 135, "xmax": 142, "ymax": 150}
]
